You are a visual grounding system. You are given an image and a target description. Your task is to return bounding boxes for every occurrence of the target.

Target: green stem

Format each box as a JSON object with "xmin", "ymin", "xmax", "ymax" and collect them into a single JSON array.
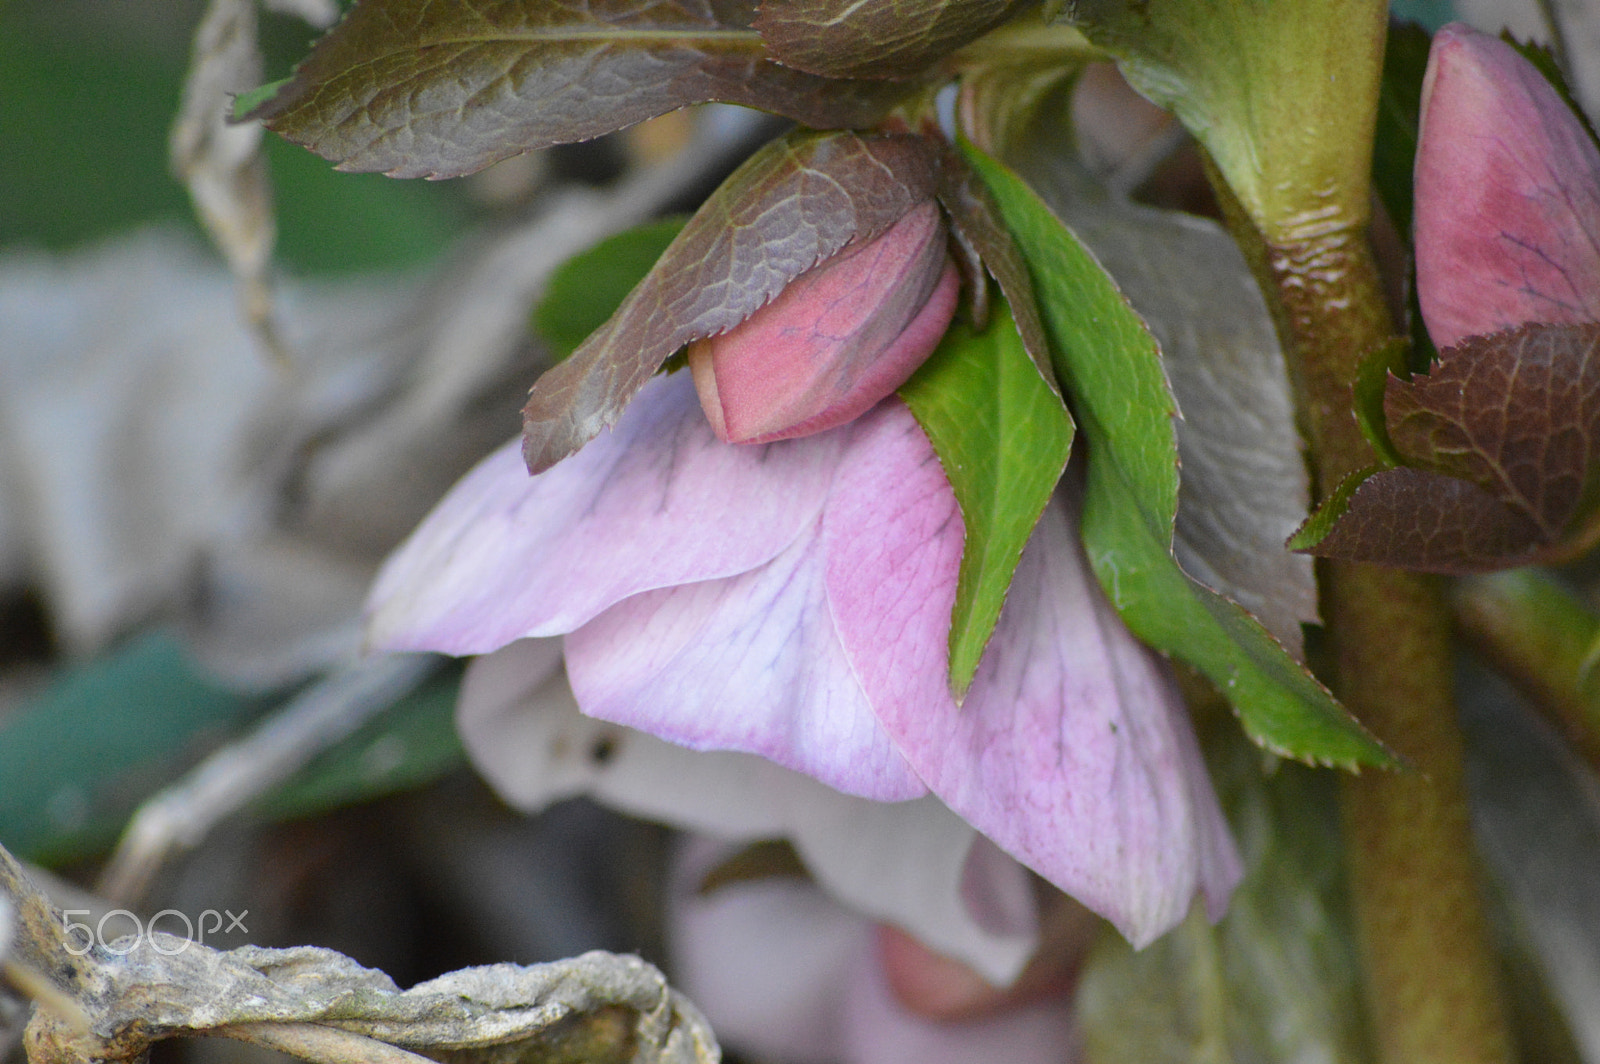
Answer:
[{"xmin": 1209, "ymin": 167, "xmax": 1514, "ymax": 1064}]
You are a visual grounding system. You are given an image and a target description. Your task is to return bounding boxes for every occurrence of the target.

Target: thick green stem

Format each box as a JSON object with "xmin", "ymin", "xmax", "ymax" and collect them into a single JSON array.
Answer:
[{"xmin": 1212, "ymin": 173, "xmax": 1513, "ymax": 1064}]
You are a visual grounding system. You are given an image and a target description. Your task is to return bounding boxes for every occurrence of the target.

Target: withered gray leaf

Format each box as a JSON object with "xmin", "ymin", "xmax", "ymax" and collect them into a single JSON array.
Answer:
[
  {"xmin": 1305, "ymin": 324, "xmax": 1600, "ymax": 572},
  {"xmin": 26, "ymin": 937, "xmax": 716, "ymax": 1064},
  {"xmin": 247, "ymin": 0, "xmax": 914, "ymax": 179},
  {"xmin": 521, "ymin": 129, "xmax": 940, "ymax": 473},
  {"xmin": 1019, "ymin": 158, "xmax": 1318, "ymax": 657},
  {"xmin": 754, "ymin": 0, "xmax": 1024, "ymax": 80}
]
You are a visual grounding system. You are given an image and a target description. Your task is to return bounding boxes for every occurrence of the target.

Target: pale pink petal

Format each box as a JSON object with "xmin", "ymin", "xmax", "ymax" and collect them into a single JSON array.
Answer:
[
  {"xmin": 1416, "ymin": 23, "xmax": 1600, "ymax": 347},
  {"xmin": 669, "ymin": 838, "xmax": 860, "ymax": 1064},
  {"xmin": 457, "ymin": 642, "xmax": 1038, "ymax": 982},
  {"xmin": 564, "ymin": 520, "xmax": 926, "ymax": 801},
  {"xmin": 366, "ymin": 373, "xmax": 847, "ymax": 654},
  {"xmin": 842, "ymin": 935, "xmax": 1079, "ymax": 1064},
  {"xmin": 823, "ymin": 402, "xmax": 1242, "ymax": 946},
  {"xmin": 668, "ymin": 840, "xmax": 1078, "ymax": 1064}
]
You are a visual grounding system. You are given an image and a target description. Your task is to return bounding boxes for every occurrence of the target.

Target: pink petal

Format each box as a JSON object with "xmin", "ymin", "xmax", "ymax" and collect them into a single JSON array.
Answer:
[
  {"xmin": 564, "ymin": 518, "xmax": 927, "ymax": 801},
  {"xmin": 1416, "ymin": 23, "xmax": 1600, "ymax": 347},
  {"xmin": 458, "ymin": 646, "xmax": 1038, "ymax": 980},
  {"xmin": 823, "ymin": 402, "xmax": 1242, "ymax": 946},
  {"xmin": 842, "ymin": 937, "xmax": 1079, "ymax": 1064},
  {"xmin": 668, "ymin": 839, "xmax": 1076, "ymax": 1064},
  {"xmin": 366, "ymin": 373, "xmax": 846, "ymax": 654}
]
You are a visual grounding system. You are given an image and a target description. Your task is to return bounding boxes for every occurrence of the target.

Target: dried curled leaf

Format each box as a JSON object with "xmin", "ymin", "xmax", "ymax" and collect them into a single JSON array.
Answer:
[
  {"xmin": 0, "ymin": 833, "xmax": 715, "ymax": 1064},
  {"xmin": 754, "ymin": 0, "xmax": 1024, "ymax": 80},
  {"xmin": 521, "ymin": 129, "xmax": 940, "ymax": 473},
  {"xmin": 1303, "ymin": 324, "xmax": 1600, "ymax": 573},
  {"xmin": 246, "ymin": 0, "xmax": 914, "ymax": 179}
]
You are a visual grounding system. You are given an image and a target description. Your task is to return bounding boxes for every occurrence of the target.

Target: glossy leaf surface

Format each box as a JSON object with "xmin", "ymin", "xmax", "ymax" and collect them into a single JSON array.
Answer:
[
  {"xmin": 519, "ymin": 130, "xmax": 939, "ymax": 472},
  {"xmin": 899, "ymin": 294, "xmax": 1074, "ymax": 699},
  {"xmin": 754, "ymin": 0, "xmax": 1022, "ymax": 80},
  {"xmin": 964, "ymin": 144, "xmax": 1390, "ymax": 769},
  {"xmin": 247, "ymin": 0, "xmax": 914, "ymax": 178}
]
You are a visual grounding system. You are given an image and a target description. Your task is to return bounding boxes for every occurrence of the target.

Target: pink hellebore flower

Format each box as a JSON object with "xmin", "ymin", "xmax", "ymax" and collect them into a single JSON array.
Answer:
[
  {"xmin": 367, "ymin": 369, "xmax": 1240, "ymax": 947},
  {"xmin": 688, "ymin": 201, "xmax": 961, "ymax": 444},
  {"xmin": 1415, "ymin": 23, "xmax": 1600, "ymax": 347}
]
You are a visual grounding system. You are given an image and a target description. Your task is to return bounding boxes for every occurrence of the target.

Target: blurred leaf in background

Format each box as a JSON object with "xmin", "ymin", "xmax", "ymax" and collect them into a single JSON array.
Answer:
[{"xmin": 0, "ymin": 0, "xmax": 468, "ymax": 275}]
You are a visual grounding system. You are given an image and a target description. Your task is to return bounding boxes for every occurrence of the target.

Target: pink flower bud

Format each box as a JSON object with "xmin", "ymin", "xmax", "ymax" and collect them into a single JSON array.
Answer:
[
  {"xmin": 1414, "ymin": 23, "xmax": 1600, "ymax": 348},
  {"xmin": 688, "ymin": 201, "xmax": 960, "ymax": 444}
]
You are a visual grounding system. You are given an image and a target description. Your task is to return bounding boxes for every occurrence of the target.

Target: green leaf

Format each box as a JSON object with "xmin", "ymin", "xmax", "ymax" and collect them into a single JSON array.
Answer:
[
  {"xmin": 232, "ymin": 76, "xmax": 292, "ymax": 121},
  {"xmin": 247, "ymin": 0, "xmax": 915, "ymax": 179},
  {"xmin": 521, "ymin": 129, "xmax": 940, "ymax": 473},
  {"xmin": 254, "ymin": 665, "xmax": 467, "ymax": 821},
  {"xmin": 1020, "ymin": 157, "xmax": 1320, "ymax": 661},
  {"xmin": 0, "ymin": 633, "xmax": 264, "ymax": 865},
  {"xmin": 1287, "ymin": 465, "xmax": 1382, "ymax": 552},
  {"xmin": 963, "ymin": 143, "xmax": 1392, "ymax": 769},
  {"xmin": 899, "ymin": 292, "xmax": 1074, "ymax": 700},
  {"xmin": 754, "ymin": 0, "xmax": 1023, "ymax": 80},
  {"xmin": 534, "ymin": 216, "xmax": 689, "ymax": 360},
  {"xmin": 1352, "ymin": 337, "xmax": 1408, "ymax": 467}
]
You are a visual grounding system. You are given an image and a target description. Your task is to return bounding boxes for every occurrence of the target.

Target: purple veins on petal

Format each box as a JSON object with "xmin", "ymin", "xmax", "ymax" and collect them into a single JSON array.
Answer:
[
  {"xmin": 365, "ymin": 373, "xmax": 844, "ymax": 655},
  {"xmin": 564, "ymin": 517, "xmax": 928, "ymax": 802},
  {"xmin": 822, "ymin": 401, "xmax": 1241, "ymax": 946}
]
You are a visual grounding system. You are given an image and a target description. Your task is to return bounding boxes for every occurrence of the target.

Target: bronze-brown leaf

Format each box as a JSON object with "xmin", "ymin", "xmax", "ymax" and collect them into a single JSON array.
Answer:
[
  {"xmin": 521, "ymin": 129, "xmax": 942, "ymax": 473},
  {"xmin": 247, "ymin": 0, "xmax": 916, "ymax": 179},
  {"xmin": 1304, "ymin": 323, "xmax": 1600, "ymax": 572},
  {"xmin": 755, "ymin": 0, "xmax": 1025, "ymax": 80}
]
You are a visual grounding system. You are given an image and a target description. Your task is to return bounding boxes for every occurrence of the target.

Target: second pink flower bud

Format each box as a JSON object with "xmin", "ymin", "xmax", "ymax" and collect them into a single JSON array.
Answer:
[{"xmin": 688, "ymin": 201, "xmax": 961, "ymax": 444}]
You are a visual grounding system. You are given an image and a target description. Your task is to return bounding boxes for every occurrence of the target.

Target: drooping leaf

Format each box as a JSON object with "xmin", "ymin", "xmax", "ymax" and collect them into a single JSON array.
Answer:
[
  {"xmin": 963, "ymin": 143, "xmax": 1391, "ymax": 769},
  {"xmin": 534, "ymin": 216, "xmax": 689, "ymax": 360},
  {"xmin": 519, "ymin": 129, "xmax": 939, "ymax": 473},
  {"xmin": 1077, "ymin": 729, "xmax": 1367, "ymax": 1064},
  {"xmin": 754, "ymin": 0, "xmax": 1023, "ymax": 81},
  {"xmin": 245, "ymin": 0, "xmax": 915, "ymax": 179},
  {"xmin": 1303, "ymin": 324, "xmax": 1600, "ymax": 573},
  {"xmin": 1064, "ymin": 0, "xmax": 1388, "ymax": 243},
  {"xmin": 1022, "ymin": 160, "xmax": 1319, "ymax": 660},
  {"xmin": 899, "ymin": 293, "xmax": 1074, "ymax": 700}
]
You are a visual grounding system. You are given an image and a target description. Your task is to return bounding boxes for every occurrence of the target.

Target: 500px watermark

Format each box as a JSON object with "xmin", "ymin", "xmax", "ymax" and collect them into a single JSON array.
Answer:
[{"xmin": 62, "ymin": 909, "xmax": 248, "ymax": 956}]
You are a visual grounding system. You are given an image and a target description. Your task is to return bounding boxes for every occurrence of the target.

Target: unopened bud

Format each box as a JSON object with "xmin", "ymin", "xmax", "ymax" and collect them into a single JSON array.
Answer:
[
  {"xmin": 688, "ymin": 201, "xmax": 960, "ymax": 444},
  {"xmin": 1414, "ymin": 23, "xmax": 1600, "ymax": 348}
]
